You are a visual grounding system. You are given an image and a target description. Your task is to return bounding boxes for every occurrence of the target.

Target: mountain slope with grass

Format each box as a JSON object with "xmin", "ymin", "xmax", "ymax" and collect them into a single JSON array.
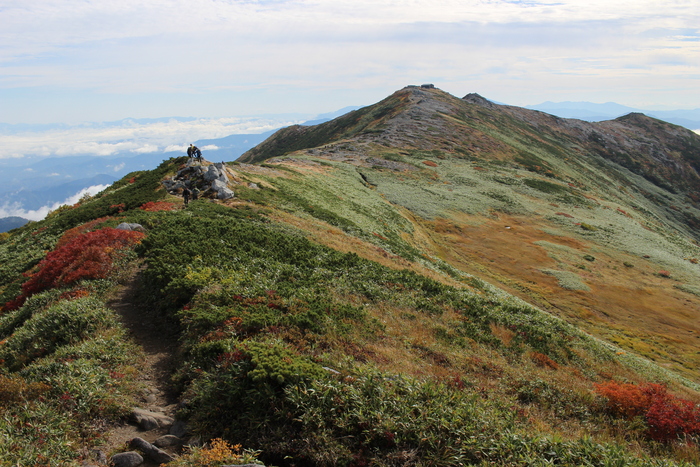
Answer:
[{"xmin": 1, "ymin": 86, "xmax": 700, "ymax": 466}]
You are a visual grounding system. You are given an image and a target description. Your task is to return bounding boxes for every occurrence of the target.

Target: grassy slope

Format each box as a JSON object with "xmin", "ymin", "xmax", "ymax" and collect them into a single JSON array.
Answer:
[
  {"xmin": 237, "ymin": 86, "xmax": 700, "ymax": 384},
  {"xmin": 0, "ymin": 104, "xmax": 699, "ymax": 466}
]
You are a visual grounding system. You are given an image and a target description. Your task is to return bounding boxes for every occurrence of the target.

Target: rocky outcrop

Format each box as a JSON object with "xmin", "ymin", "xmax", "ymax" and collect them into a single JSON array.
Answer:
[{"xmin": 162, "ymin": 159, "xmax": 235, "ymax": 201}]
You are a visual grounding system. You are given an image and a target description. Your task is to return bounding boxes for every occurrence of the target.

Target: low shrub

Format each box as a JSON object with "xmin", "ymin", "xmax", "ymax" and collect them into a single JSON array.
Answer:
[
  {"xmin": 3, "ymin": 227, "xmax": 145, "ymax": 311},
  {"xmin": 168, "ymin": 438, "xmax": 263, "ymax": 467},
  {"xmin": 0, "ymin": 375, "xmax": 50, "ymax": 407},
  {"xmin": 0, "ymin": 296, "xmax": 118, "ymax": 370},
  {"xmin": 594, "ymin": 381, "xmax": 700, "ymax": 443},
  {"xmin": 140, "ymin": 200, "xmax": 179, "ymax": 212}
]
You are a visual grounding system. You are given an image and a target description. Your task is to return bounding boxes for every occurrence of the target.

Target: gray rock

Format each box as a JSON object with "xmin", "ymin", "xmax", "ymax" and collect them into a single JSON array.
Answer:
[
  {"xmin": 110, "ymin": 451, "xmax": 143, "ymax": 467},
  {"xmin": 130, "ymin": 437, "xmax": 174, "ymax": 464},
  {"xmin": 116, "ymin": 223, "xmax": 145, "ymax": 232},
  {"xmin": 217, "ymin": 187, "xmax": 235, "ymax": 200},
  {"xmin": 248, "ymin": 182, "xmax": 259, "ymax": 189},
  {"xmin": 203, "ymin": 165, "xmax": 221, "ymax": 182},
  {"xmin": 211, "ymin": 179, "xmax": 228, "ymax": 191},
  {"xmin": 131, "ymin": 407, "xmax": 174, "ymax": 431},
  {"xmin": 169, "ymin": 420, "xmax": 189, "ymax": 438},
  {"xmin": 154, "ymin": 434, "xmax": 183, "ymax": 448}
]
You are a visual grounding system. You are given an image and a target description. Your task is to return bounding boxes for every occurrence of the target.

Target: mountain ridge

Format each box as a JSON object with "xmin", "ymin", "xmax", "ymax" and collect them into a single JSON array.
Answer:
[{"xmin": 1, "ymin": 86, "xmax": 700, "ymax": 466}]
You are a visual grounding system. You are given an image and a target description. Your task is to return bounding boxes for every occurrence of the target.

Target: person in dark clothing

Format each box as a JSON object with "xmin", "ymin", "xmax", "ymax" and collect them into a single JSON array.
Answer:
[
  {"xmin": 192, "ymin": 187, "xmax": 200, "ymax": 201},
  {"xmin": 187, "ymin": 144, "xmax": 194, "ymax": 159},
  {"xmin": 193, "ymin": 145, "xmax": 202, "ymax": 161},
  {"xmin": 183, "ymin": 187, "xmax": 191, "ymax": 205}
]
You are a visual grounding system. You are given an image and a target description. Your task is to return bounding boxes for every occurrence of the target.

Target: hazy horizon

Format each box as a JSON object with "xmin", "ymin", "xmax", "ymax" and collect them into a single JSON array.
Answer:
[{"xmin": 2, "ymin": 1, "xmax": 698, "ymax": 125}]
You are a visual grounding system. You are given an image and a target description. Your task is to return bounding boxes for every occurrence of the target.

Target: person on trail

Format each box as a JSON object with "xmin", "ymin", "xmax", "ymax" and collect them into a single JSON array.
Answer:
[
  {"xmin": 192, "ymin": 187, "xmax": 200, "ymax": 201},
  {"xmin": 187, "ymin": 144, "xmax": 194, "ymax": 159},
  {"xmin": 183, "ymin": 186, "xmax": 192, "ymax": 205},
  {"xmin": 193, "ymin": 145, "xmax": 202, "ymax": 162}
]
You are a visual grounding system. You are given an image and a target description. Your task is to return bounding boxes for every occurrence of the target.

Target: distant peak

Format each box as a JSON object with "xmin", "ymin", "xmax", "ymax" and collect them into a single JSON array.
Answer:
[
  {"xmin": 615, "ymin": 112, "xmax": 652, "ymax": 123},
  {"xmin": 405, "ymin": 84, "xmax": 437, "ymax": 90},
  {"xmin": 462, "ymin": 93, "xmax": 496, "ymax": 108}
]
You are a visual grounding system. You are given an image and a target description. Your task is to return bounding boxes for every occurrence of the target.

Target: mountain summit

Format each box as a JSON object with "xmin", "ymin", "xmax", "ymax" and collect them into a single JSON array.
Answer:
[
  {"xmin": 237, "ymin": 85, "xmax": 700, "ymax": 383},
  {"xmin": 241, "ymin": 85, "xmax": 700, "ymax": 234}
]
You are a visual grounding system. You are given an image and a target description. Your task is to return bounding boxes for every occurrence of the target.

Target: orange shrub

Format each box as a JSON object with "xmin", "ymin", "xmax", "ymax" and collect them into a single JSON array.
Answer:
[
  {"xmin": 530, "ymin": 351, "xmax": 559, "ymax": 370},
  {"xmin": 140, "ymin": 201, "xmax": 178, "ymax": 212},
  {"xmin": 594, "ymin": 381, "xmax": 700, "ymax": 442}
]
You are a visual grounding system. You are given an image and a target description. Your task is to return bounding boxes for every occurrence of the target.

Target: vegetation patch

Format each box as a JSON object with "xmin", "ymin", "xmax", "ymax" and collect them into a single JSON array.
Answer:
[
  {"xmin": 541, "ymin": 269, "xmax": 591, "ymax": 291},
  {"xmin": 524, "ymin": 178, "xmax": 568, "ymax": 194}
]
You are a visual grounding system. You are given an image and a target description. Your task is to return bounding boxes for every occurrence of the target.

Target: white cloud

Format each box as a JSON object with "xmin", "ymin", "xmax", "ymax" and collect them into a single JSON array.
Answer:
[
  {"xmin": 131, "ymin": 144, "xmax": 159, "ymax": 154},
  {"xmin": 0, "ymin": 183, "xmax": 111, "ymax": 221},
  {"xmin": 164, "ymin": 144, "xmax": 187, "ymax": 153},
  {"xmin": 0, "ymin": 116, "xmax": 300, "ymax": 159},
  {"xmin": 111, "ymin": 162, "xmax": 126, "ymax": 172},
  {"xmin": 0, "ymin": 0, "xmax": 698, "ymax": 122}
]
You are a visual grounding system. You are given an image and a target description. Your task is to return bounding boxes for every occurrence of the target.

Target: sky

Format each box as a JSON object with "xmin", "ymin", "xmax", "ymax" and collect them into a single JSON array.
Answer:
[{"xmin": 1, "ymin": 0, "xmax": 698, "ymax": 127}]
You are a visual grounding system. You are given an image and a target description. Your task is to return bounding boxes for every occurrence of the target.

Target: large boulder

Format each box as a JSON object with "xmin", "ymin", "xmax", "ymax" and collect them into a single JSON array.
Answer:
[
  {"xmin": 203, "ymin": 163, "xmax": 230, "ymax": 183},
  {"xmin": 217, "ymin": 187, "xmax": 235, "ymax": 200}
]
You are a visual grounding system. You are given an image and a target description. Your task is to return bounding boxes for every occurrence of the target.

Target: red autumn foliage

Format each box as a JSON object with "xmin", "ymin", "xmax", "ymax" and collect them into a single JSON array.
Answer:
[
  {"xmin": 109, "ymin": 203, "xmax": 126, "ymax": 213},
  {"xmin": 2, "ymin": 228, "xmax": 145, "ymax": 312},
  {"xmin": 139, "ymin": 201, "xmax": 178, "ymax": 212},
  {"xmin": 59, "ymin": 288, "xmax": 90, "ymax": 301},
  {"xmin": 594, "ymin": 381, "xmax": 700, "ymax": 442},
  {"xmin": 56, "ymin": 217, "xmax": 111, "ymax": 249},
  {"xmin": 422, "ymin": 160, "xmax": 438, "ymax": 167},
  {"xmin": 530, "ymin": 351, "xmax": 559, "ymax": 370},
  {"xmin": 555, "ymin": 212, "xmax": 574, "ymax": 218}
]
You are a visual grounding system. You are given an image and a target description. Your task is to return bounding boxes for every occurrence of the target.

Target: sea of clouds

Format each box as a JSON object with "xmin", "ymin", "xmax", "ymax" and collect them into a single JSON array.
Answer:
[
  {"xmin": 0, "ymin": 116, "xmax": 305, "ymax": 160},
  {"xmin": 0, "ymin": 184, "xmax": 111, "ymax": 221}
]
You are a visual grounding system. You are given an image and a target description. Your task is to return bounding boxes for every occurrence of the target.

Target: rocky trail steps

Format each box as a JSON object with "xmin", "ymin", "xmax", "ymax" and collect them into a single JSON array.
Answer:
[{"xmin": 86, "ymin": 266, "xmax": 189, "ymax": 467}]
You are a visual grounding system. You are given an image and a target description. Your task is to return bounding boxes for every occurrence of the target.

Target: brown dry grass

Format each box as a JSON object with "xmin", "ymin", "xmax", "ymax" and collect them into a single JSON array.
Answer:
[{"xmin": 421, "ymin": 212, "xmax": 700, "ymax": 383}]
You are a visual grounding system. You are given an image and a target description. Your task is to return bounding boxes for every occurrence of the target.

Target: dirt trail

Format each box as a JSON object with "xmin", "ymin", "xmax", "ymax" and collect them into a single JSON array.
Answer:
[{"xmin": 100, "ymin": 265, "xmax": 183, "ymax": 464}]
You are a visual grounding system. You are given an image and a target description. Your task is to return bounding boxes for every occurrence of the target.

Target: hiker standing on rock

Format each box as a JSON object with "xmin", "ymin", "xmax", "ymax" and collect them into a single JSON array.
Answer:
[
  {"xmin": 193, "ymin": 145, "xmax": 202, "ymax": 162},
  {"xmin": 187, "ymin": 144, "xmax": 194, "ymax": 159}
]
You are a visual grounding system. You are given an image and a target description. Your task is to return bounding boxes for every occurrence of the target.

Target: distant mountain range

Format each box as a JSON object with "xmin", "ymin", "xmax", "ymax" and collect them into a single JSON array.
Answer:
[
  {"xmin": 0, "ymin": 216, "xmax": 29, "ymax": 233},
  {"xmin": 526, "ymin": 101, "xmax": 700, "ymax": 130}
]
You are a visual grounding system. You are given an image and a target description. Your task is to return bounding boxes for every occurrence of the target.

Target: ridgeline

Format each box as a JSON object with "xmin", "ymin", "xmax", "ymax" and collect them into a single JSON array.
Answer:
[{"xmin": 1, "ymin": 86, "xmax": 700, "ymax": 466}]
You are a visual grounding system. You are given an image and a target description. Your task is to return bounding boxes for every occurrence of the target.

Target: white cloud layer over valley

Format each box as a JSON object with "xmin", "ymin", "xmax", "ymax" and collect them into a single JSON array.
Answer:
[
  {"xmin": 1, "ymin": 116, "xmax": 304, "ymax": 159},
  {"xmin": 0, "ymin": 184, "xmax": 110, "ymax": 221}
]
